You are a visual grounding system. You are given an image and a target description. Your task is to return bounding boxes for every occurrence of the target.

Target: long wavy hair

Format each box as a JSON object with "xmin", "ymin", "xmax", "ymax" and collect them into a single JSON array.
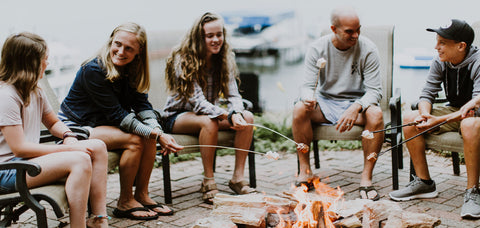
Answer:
[
  {"xmin": 165, "ymin": 12, "xmax": 238, "ymax": 101},
  {"xmin": 90, "ymin": 22, "xmax": 150, "ymax": 93},
  {"xmin": 0, "ymin": 32, "xmax": 47, "ymax": 106}
]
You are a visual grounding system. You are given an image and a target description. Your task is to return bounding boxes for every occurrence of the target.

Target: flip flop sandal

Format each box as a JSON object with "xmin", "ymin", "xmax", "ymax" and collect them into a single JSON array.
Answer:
[
  {"xmin": 228, "ymin": 180, "xmax": 257, "ymax": 195},
  {"xmin": 112, "ymin": 207, "xmax": 159, "ymax": 220},
  {"xmin": 142, "ymin": 203, "xmax": 174, "ymax": 216},
  {"xmin": 200, "ymin": 182, "xmax": 218, "ymax": 204},
  {"xmin": 359, "ymin": 186, "xmax": 380, "ymax": 201}
]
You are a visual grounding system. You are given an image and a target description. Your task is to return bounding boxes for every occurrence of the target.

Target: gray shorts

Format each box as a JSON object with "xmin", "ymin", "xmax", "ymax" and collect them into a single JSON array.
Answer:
[{"xmin": 316, "ymin": 95, "xmax": 355, "ymax": 125}]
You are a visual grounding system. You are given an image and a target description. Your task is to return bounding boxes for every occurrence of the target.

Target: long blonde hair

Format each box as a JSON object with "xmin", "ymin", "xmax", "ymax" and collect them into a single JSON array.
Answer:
[
  {"xmin": 165, "ymin": 12, "xmax": 238, "ymax": 100},
  {"xmin": 92, "ymin": 22, "xmax": 150, "ymax": 93},
  {"xmin": 0, "ymin": 32, "xmax": 47, "ymax": 106}
]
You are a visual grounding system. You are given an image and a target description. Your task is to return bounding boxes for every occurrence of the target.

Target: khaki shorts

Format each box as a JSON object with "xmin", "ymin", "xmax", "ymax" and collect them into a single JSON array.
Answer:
[{"xmin": 431, "ymin": 106, "xmax": 460, "ymax": 134}]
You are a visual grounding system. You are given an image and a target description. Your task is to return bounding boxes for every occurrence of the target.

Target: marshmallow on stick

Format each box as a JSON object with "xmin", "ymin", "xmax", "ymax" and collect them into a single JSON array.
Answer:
[
  {"xmin": 316, "ymin": 57, "xmax": 327, "ymax": 68},
  {"xmin": 312, "ymin": 58, "xmax": 327, "ymax": 99}
]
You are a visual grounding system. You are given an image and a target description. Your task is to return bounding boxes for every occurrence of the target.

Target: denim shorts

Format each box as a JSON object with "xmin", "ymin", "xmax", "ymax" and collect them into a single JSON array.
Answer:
[
  {"xmin": 163, "ymin": 112, "xmax": 186, "ymax": 133},
  {"xmin": 0, "ymin": 157, "xmax": 25, "ymax": 194}
]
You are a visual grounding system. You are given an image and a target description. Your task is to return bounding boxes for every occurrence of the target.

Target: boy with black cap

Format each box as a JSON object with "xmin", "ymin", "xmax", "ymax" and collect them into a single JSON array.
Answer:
[{"xmin": 389, "ymin": 19, "xmax": 480, "ymax": 219}]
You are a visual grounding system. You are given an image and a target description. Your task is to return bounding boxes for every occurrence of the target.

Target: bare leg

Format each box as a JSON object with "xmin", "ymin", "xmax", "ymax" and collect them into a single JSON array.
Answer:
[
  {"xmin": 403, "ymin": 110, "xmax": 430, "ymax": 180},
  {"xmin": 27, "ymin": 152, "xmax": 93, "ymax": 228},
  {"xmin": 292, "ymin": 102, "xmax": 329, "ymax": 182},
  {"xmin": 172, "ymin": 113, "xmax": 220, "ymax": 199},
  {"xmin": 90, "ymin": 126, "xmax": 156, "ymax": 218},
  {"xmin": 81, "ymin": 139, "xmax": 109, "ymax": 228},
  {"xmin": 134, "ymin": 138, "xmax": 172, "ymax": 214},
  {"xmin": 461, "ymin": 117, "xmax": 480, "ymax": 189},
  {"xmin": 218, "ymin": 111, "xmax": 254, "ymax": 188},
  {"xmin": 360, "ymin": 106, "xmax": 384, "ymax": 187}
]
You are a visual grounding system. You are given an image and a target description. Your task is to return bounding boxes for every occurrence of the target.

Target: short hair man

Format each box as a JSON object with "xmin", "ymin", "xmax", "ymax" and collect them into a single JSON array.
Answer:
[
  {"xmin": 388, "ymin": 19, "xmax": 480, "ymax": 219},
  {"xmin": 292, "ymin": 6, "xmax": 384, "ymax": 200}
]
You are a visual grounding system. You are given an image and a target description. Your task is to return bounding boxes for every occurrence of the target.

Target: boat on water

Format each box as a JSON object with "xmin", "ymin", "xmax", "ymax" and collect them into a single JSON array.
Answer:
[
  {"xmin": 396, "ymin": 48, "xmax": 434, "ymax": 69},
  {"xmin": 221, "ymin": 9, "xmax": 307, "ymax": 64}
]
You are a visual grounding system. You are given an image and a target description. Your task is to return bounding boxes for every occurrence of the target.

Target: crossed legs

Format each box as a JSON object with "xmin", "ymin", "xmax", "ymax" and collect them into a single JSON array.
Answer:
[{"xmin": 27, "ymin": 139, "xmax": 108, "ymax": 227}]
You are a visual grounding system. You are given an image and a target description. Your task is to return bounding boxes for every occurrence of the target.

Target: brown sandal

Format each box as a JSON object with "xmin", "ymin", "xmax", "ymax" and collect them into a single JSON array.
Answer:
[
  {"xmin": 200, "ymin": 182, "xmax": 218, "ymax": 204},
  {"xmin": 228, "ymin": 180, "xmax": 257, "ymax": 195}
]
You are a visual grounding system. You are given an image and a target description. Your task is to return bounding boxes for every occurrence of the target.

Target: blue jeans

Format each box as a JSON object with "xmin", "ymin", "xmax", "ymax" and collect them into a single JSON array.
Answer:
[{"xmin": 0, "ymin": 157, "xmax": 24, "ymax": 193}]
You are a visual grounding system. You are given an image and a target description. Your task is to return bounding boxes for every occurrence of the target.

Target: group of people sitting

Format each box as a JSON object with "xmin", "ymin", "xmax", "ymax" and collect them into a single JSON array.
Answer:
[
  {"xmin": 0, "ymin": 12, "xmax": 256, "ymax": 227},
  {"xmin": 293, "ymin": 6, "xmax": 480, "ymax": 220},
  {"xmin": 1, "ymin": 5, "xmax": 480, "ymax": 227}
]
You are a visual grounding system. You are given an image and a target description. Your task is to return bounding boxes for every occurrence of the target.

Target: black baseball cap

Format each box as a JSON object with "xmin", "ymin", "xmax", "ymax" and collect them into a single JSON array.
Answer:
[{"xmin": 426, "ymin": 19, "xmax": 474, "ymax": 46}]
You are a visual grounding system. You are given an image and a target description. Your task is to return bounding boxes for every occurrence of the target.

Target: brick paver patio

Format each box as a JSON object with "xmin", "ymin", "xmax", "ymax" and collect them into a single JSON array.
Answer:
[{"xmin": 10, "ymin": 145, "xmax": 480, "ymax": 227}]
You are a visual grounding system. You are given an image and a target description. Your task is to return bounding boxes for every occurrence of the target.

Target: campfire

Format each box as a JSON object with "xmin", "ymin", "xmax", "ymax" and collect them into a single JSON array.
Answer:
[{"xmin": 192, "ymin": 178, "xmax": 441, "ymax": 228}]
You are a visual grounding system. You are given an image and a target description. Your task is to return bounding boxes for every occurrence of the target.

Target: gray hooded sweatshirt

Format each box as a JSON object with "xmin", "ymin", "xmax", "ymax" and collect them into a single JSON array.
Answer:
[{"xmin": 419, "ymin": 46, "xmax": 480, "ymax": 107}]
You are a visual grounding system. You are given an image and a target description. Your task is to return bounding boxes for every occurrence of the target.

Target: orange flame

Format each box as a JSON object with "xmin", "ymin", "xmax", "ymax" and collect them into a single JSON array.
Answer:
[{"xmin": 276, "ymin": 178, "xmax": 344, "ymax": 228}]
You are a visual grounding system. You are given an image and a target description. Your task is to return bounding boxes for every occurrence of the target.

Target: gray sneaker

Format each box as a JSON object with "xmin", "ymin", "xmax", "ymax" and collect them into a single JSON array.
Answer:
[
  {"xmin": 389, "ymin": 175, "xmax": 438, "ymax": 201},
  {"xmin": 461, "ymin": 187, "xmax": 480, "ymax": 219}
]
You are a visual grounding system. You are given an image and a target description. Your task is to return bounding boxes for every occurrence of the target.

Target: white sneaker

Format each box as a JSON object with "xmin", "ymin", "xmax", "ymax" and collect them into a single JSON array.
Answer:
[{"xmin": 389, "ymin": 175, "xmax": 437, "ymax": 201}]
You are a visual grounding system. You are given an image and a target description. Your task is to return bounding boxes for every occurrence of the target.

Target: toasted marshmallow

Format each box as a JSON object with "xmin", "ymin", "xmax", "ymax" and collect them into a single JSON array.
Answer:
[{"xmin": 316, "ymin": 57, "xmax": 327, "ymax": 68}]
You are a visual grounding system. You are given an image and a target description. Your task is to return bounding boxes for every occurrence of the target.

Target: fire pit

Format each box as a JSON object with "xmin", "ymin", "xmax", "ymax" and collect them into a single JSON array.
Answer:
[{"xmin": 193, "ymin": 179, "xmax": 441, "ymax": 228}]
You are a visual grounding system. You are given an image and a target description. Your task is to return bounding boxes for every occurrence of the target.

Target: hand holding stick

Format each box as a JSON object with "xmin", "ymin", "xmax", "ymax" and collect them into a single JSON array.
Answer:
[{"xmin": 361, "ymin": 121, "xmax": 419, "ymax": 139}]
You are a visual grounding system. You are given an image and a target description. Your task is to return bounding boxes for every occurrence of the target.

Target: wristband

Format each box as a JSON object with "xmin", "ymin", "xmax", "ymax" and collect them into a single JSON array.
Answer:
[{"xmin": 62, "ymin": 131, "xmax": 77, "ymax": 139}]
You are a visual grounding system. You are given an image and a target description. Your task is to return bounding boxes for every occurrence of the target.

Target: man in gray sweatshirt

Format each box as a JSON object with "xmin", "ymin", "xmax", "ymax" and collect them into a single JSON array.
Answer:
[
  {"xmin": 292, "ymin": 6, "xmax": 383, "ymax": 201},
  {"xmin": 389, "ymin": 19, "xmax": 480, "ymax": 219}
]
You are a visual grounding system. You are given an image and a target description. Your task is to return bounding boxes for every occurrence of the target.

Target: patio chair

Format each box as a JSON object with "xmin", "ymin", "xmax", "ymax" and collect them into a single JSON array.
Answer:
[
  {"xmin": 0, "ymin": 125, "xmax": 88, "ymax": 227},
  {"xmin": 150, "ymin": 69, "xmax": 256, "ymax": 204},
  {"xmin": 405, "ymin": 20, "xmax": 480, "ymax": 178},
  {"xmin": 409, "ymin": 101, "xmax": 463, "ymax": 177},
  {"xmin": 307, "ymin": 25, "xmax": 403, "ymax": 190}
]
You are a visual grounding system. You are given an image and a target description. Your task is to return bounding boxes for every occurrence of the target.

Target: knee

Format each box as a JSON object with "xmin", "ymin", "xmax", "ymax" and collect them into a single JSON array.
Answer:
[
  {"xmin": 403, "ymin": 110, "xmax": 419, "ymax": 123},
  {"xmin": 366, "ymin": 106, "xmax": 384, "ymax": 126},
  {"xmin": 88, "ymin": 139, "xmax": 108, "ymax": 160},
  {"xmin": 461, "ymin": 118, "xmax": 480, "ymax": 139},
  {"xmin": 200, "ymin": 116, "xmax": 219, "ymax": 132},
  {"xmin": 293, "ymin": 102, "xmax": 309, "ymax": 122},
  {"xmin": 125, "ymin": 134, "xmax": 145, "ymax": 153},
  {"xmin": 72, "ymin": 152, "xmax": 93, "ymax": 174},
  {"xmin": 241, "ymin": 110, "xmax": 254, "ymax": 124}
]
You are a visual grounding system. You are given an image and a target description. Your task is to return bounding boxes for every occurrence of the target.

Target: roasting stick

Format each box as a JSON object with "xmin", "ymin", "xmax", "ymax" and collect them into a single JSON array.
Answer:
[
  {"xmin": 312, "ymin": 58, "xmax": 327, "ymax": 109},
  {"xmin": 367, "ymin": 120, "xmax": 448, "ymax": 161},
  {"xmin": 370, "ymin": 121, "xmax": 419, "ymax": 134},
  {"xmin": 181, "ymin": 145, "xmax": 280, "ymax": 160},
  {"xmin": 246, "ymin": 123, "xmax": 310, "ymax": 153},
  {"xmin": 368, "ymin": 112, "xmax": 463, "ymax": 161},
  {"xmin": 248, "ymin": 123, "xmax": 298, "ymax": 145}
]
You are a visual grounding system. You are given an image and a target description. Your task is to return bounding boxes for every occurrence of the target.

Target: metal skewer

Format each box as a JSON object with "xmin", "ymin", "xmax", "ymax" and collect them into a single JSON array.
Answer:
[
  {"xmin": 370, "ymin": 121, "xmax": 419, "ymax": 134},
  {"xmin": 182, "ymin": 145, "xmax": 267, "ymax": 157},
  {"xmin": 368, "ymin": 119, "xmax": 449, "ymax": 161},
  {"xmin": 247, "ymin": 123, "xmax": 310, "ymax": 153},
  {"xmin": 248, "ymin": 123, "xmax": 299, "ymax": 145}
]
